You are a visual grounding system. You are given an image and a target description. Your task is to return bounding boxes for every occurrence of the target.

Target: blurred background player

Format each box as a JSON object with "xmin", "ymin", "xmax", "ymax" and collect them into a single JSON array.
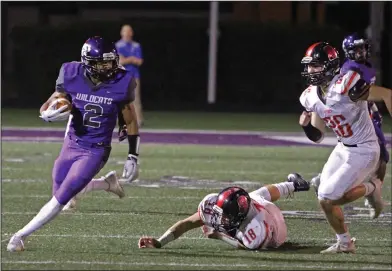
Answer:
[
  {"xmin": 138, "ymin": 173, "xmax": 310, "ymax": 251},
  {"xmin": 7, "ymin": 36, "xmax": 140, "ymax": 252},
  {"xmin": 299, "ymin": 42, "xmax": 391, "ymax": 253},
  {"xmin": 311, "ymin": 33, "xmax": 389, "ymax": 210},
  {"xmin": 116, "ymin": 24, "xmax": 144, "ymax": 128}
]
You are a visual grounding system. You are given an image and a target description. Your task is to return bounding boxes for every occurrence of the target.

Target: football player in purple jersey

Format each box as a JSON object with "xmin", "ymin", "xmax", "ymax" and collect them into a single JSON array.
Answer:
[{"xmin": 7, "ymin": 36, "xmax": 140, "ymax": 252}]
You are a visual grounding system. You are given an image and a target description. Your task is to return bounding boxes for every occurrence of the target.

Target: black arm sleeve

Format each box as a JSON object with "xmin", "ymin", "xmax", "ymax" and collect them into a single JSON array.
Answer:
[
  {"xmin": 348, "ymin": 78, "xmax": 371, "ymax": 102},
  {"xmin": 302, "ymin": 122, "xmax": 323, "ymax": 143}
]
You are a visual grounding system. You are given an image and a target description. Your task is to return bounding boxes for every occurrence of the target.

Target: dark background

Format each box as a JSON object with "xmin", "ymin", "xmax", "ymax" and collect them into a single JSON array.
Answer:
[{"xmin": 1, "ymin": 1, "xmax": 391, "ymax": 113}]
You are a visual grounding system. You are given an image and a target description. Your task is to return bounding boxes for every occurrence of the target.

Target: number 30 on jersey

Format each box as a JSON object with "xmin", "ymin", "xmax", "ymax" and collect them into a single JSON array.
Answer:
[{"xmin": 323, "ymin": 114, "xmax": 353, "ymax": 138}]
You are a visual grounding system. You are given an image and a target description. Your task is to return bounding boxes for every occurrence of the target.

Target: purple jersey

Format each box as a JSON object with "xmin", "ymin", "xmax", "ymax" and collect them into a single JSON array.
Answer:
[
  {"xmin": 340, "ymin": 59, "xmax": 376, "ymax": 85},
  {"xmin": 56, "ymin": 62, "xmax": 135, "ymax": 145},
  {"xmin": 340, "ymin": 60, "xmax": 377, "ymax": 113}
]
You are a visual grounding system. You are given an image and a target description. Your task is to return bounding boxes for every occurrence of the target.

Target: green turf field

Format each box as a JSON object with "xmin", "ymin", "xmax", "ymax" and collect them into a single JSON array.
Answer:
[
  {"xmin": 2, "ymin": 108, "xmax": 305, "ymax": 131},
  {"xmin": 2, "ymin": 142, "xmax": 391, "ymax": 270}
]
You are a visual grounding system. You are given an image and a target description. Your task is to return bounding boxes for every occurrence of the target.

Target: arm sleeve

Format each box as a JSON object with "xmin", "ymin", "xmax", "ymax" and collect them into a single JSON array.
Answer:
[{"xmin": 55, "ymin": 64, "xmax": 66, "ymax": 93}]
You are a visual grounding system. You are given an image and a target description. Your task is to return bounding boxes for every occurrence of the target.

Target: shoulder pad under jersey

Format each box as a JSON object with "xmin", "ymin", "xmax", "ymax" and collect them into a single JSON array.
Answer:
[
  {"xmin": 62, "ymin": 61, "xmax": 83, "ymax": 80},
  {"xmin": 336, "ymin": 70, "xmax": 362, "ymax": 96}
]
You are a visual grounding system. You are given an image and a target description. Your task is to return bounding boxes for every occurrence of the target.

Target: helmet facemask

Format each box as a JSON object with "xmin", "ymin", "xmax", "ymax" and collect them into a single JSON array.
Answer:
[
  {"xmin": 82, "ymin": 53, "xmax": 119, "ymax": 82},
  {"xmin": 301, "ymin": 56, "xmax": 340, "ymax": 87},
  {"xmin": 342, "ymin": 35, "xmax": 371, "ymax": 63},
  {"xmin": 211, "ymin": 194, "xmax": 250, "ymax": 236},
  {"xmin": 347, "ymin": 43, "xmax": 371, "ymax": 63}
]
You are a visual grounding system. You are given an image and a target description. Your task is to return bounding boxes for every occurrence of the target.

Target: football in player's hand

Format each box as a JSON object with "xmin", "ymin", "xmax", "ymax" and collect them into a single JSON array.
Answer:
[{"xmin": 53, "ymin": 98, "xmax": 72, "ymax": 112}]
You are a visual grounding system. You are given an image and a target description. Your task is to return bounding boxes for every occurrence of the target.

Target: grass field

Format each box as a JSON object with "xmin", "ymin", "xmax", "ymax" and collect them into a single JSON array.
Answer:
[{"xmin": 2, "ymin": 141, "xmax": 391, "ymax": 270}]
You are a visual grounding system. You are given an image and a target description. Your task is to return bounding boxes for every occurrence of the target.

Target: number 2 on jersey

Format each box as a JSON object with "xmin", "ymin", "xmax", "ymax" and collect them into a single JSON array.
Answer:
[
  {"xmin": 322, "ymin": 114, "xmax": 353, "ymax": 138},
  {"xmin": 83, "ymin": 103, "xmax": 103, "ymax": 128},
  {"xmin": 243, "ymin": 229, "xmax": 257, "ymax": 243}
]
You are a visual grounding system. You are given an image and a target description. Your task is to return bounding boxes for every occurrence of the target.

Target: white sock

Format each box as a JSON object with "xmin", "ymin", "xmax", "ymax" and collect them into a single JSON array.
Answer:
[
  {"xmin": 274, "ymin": 182, "xmax": 295, "ymax": 197},
  {"xmin": 78, "ymin": 178, "xmax": 109, "ymax": 195},
  {"xmin": 251, "ymin": 187, "xmax": 272, "ymax": 201},
  {"xmin": 336, "ymin": 232, "xmax": 351, "ymax": 244},
  {"xmin": 16, "ymin": 197, "xmax": 64, "ymax": 238}
]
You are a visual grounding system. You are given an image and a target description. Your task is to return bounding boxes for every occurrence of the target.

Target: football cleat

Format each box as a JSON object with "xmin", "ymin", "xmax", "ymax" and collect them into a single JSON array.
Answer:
[
  {"xmin": 7, "ymin": 234, "xmax": 25, "ymax": 252},
  {"xmin": 104, "ymin": 171, "xmax": 125, "ymax": 198},
  {"xmin": 62, "ymin": 198, "xmax": 77, "ymax": 211},
  {"xmin": 287, "ymin": 173, "xmax": 310, "ymax": 192},
  {"xmin": 320, "ymin": 238, "xmax": 356, "ymax": 254},
  {"xmin": 365, "ymin": 179, "xmax": 384, "ymax": 219},
  {"xmin": 310, "ymin": 173, "xmax": 321, "ymax": 196}
]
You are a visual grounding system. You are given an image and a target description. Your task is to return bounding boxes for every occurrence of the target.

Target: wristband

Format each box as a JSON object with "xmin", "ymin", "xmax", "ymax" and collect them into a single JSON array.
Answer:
[{"xmin": 128, "ymin": 135, "xmax": 140, "ymax": 156}]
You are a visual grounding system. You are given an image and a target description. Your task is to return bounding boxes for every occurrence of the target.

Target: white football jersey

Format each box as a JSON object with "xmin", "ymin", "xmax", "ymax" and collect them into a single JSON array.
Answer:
[
  {"xmin": 299, "ymin": 70, "xmax": 377, "ymax": 146},
  {"xmin": 198, "ymin": 193, "xmax": 274, "ymax": 250}
]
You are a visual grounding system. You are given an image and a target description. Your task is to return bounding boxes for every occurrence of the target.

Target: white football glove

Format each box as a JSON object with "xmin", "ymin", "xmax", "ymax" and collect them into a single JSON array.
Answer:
[
  {"xmin": 122, "ymin": 154, "xmax": 139, "ymax": 182},
  {"xmin": 40, "ymin": 101, "xmax": 70, "ymax": 122}
]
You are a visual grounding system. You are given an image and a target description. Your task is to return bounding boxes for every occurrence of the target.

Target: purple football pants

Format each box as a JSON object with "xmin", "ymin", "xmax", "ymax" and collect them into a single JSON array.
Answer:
[
  {"xmin": 373, "ymin": 121, "xmax": 389, "ymax": 163},
  {"xmin": 52, "ymin": 136, "xmax": 111, "ymax": 205}
]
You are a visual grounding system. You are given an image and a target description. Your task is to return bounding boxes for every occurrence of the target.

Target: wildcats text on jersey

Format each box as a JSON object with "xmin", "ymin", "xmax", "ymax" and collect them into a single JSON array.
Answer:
[{"xmin": 75, "ymin": 93, "xmax": 113, "ymax": 105}]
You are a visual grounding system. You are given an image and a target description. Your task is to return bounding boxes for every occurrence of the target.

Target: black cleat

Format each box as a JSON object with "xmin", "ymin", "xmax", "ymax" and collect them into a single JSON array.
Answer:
[{"xmin": 287, "ymin": 173, "xmax": 310, "ymax": 192}]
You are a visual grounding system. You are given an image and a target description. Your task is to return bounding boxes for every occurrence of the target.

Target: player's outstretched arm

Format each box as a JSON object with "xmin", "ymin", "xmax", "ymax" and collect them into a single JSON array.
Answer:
[
  {"xmin": 138, "ymin": 212, "xmax": 203, "ymax": 249},
  {"xmin": 205, "ymin": 230, "xmax": 247, "ymax": 249},
  {"xmin": 121, "ymin": 101, "xmax": 140, "ymax": 182},
  {"xmin": 368, "ymin": 85, "xmax": 392, "ymax": 117},
  {"xmin": 347, "ymin": 78, "xmax": 392, "ymax": 116}
]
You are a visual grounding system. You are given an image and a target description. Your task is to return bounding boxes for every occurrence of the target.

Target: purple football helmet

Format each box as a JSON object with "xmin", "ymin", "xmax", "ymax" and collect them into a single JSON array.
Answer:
[
  {"xmin": 342, "ymin": 33, "xmax": 371, "ymax": 63},
  {"xmin": 81, "ymin": 36, "xmax": 119, "ymax": 81}
]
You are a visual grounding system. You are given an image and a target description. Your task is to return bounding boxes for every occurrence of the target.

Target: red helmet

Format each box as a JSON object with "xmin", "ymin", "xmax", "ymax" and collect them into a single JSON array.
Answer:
[
  {"xmin": 301, "ymin": 42, "xmax": 340, "ymax": 85},
  {"xmin": 211, "ymin": 186, "xmax": 251, "ymax": 236}
]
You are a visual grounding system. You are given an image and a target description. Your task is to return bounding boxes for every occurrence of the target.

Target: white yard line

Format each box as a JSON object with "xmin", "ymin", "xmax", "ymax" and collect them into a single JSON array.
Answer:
[{"xmin": 1, "ymin": 260, "xmax": 391, "ymax": 270}]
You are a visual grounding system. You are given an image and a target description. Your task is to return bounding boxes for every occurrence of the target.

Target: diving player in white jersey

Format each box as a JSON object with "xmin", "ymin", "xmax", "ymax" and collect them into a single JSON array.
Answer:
[
  {"xmin": 299, "ymin": 42, "xmax": 392, "ymax": 254},
  {"xmin": 138, "ymin": 173, "xmax": 310, "ymax": 251}
]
